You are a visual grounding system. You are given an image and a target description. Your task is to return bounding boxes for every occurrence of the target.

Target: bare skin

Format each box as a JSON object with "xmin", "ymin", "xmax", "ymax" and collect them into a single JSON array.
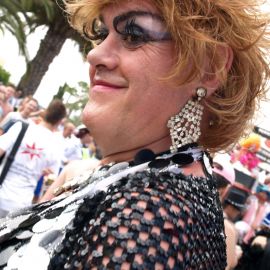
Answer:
[
  {"xmin": 39, "ymin": 159, "xmax": 100, "ymax": 203},
  {"xmin": 83, "ymin": 0, "xmax": 232, "ymax": 169}
]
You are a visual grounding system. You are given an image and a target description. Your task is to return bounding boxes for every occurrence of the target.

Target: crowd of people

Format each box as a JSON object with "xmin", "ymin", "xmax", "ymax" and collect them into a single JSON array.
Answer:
[
  {"xmin": 0, "ymin": 84, "xmax": 101, "ymax": 217},
  {"xmin": 212, "ymin": 146, "xmax": 270, "ymax": 269},
  {"xmin": 0, "ymin": 0, "xmax": 270, "ymax": 269}
]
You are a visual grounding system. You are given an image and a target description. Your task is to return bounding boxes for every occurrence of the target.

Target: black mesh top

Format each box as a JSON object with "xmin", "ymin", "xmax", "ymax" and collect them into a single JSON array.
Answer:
[{"xmin": 49, "ymin": 168, "xmax": 226, "ymax": 270}]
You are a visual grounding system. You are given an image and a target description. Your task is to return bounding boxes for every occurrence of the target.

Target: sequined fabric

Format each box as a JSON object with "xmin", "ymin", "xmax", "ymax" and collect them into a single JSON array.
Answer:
[{"xmin": 49, "ymin": 169, "xmax": 226, "ymax": 270}]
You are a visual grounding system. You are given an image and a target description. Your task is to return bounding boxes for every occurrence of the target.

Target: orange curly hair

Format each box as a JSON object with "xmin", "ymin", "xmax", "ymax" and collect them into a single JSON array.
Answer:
[{"xmin": 65, "ymin": 0, "xmax": 270, "ymax": 153}]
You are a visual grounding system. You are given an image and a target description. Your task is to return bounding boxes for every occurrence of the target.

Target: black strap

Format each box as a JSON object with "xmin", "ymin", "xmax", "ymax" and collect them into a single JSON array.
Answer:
[{"xmin": 0, "ymin": 121, "xmax": 29, "ymax": 185}]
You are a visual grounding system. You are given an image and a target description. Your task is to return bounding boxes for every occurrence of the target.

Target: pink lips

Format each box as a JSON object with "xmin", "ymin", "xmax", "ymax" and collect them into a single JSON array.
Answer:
[{"xmin": 91, "ymin": 79, "xmax": 125, "ymax": 93}]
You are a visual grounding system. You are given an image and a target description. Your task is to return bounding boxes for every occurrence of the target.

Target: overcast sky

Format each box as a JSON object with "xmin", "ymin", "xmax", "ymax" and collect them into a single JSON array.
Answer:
[{"xmin": 0, "ymin": 26, "xmax": 89, "ymax": 108}]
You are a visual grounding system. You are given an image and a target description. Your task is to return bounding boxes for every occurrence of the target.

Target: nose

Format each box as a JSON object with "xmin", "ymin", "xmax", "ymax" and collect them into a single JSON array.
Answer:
[{"xmin": 87, "ymin": 34, "xmax": 120, "ymax": 70}]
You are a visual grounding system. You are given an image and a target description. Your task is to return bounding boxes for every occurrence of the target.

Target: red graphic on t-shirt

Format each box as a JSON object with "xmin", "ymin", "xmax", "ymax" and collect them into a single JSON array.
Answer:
[{"xmin": 21, "ymin": 143, "xmax": 43, "ymax": 159}]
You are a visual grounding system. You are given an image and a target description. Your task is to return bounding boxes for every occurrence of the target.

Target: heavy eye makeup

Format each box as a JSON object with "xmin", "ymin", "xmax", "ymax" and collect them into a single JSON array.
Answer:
[
  {"xmin": 87, "ymin": 10, "xmax": 171, "ymax": 48},
  {"xmin": 83, "ymin": 17, "xmax": 108, "ymax": 45}
]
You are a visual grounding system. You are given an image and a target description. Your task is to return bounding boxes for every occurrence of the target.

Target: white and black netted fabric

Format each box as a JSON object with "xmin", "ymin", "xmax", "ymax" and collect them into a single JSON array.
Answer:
[{"xmin": 49, "ymin": 169, "xmax": 226, "ymax": 270}]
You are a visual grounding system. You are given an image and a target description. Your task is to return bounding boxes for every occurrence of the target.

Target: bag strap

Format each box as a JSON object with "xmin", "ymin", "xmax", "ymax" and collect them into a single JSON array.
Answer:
[{"xmin": 0, "ymin": 121, "xmax": 29, "ymax": 185}]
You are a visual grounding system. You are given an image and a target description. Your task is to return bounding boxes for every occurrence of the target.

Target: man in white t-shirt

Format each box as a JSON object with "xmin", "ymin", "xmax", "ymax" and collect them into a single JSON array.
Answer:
[
  {"xmin": 0, "ymin": 99, "xmax": 67, "ymax": 217},
  {"xmin": 57, "ymin": 121, "xmax": 81, "ymax": 164},
  {"xmin": 0, "ymin": 96, "xmax": 39, "ymax": 135}
]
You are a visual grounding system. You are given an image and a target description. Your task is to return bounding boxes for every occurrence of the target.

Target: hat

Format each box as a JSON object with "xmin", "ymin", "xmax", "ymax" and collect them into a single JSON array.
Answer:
[
  {"xmin": 74, "ymin": 124, "xmax": 90, "ymax": 138},
  {"xmin": 256, "ymin": 184, "xmax": 270, "ymax": 200},
  {"xmin": 224, "ymin": 188, "xmax": 247, "ymax": 210},
  {"xmin": 261, "ymin": 212, "xmax": 270, "ymax": 228},
  {"xmin": 212, "ymin": 154, "xmax": 235, "ymax": 185}
]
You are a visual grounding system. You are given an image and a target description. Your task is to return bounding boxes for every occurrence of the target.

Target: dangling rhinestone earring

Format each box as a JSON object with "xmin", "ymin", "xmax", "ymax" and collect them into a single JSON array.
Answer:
[{"xmin": 167, "ymin": 87, "xmax": 207, "ymax": 153}]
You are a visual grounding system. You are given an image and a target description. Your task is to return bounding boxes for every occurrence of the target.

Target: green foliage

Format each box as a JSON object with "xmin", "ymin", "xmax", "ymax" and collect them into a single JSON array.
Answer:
[
  {"xmin": 0, "ymin": 0, "xmax": 61, "ymax": 62},
  {"xmin": 0, "ymin": 0, "xmax": 30, "ymax": 60},
  {"xmin": 0, "ymin": 65, "xmax": 11, "ymax": 84},
  {"xmin": 54, "ymin": 81, "xmax": 89, "ymax": 126},
  {"xmin": 20, "ymin": 0, "xmax": 58, "ymax": 28},
  {"xmin": 0, "ymin": 0, "xmax": 91, "ymax": 96}
]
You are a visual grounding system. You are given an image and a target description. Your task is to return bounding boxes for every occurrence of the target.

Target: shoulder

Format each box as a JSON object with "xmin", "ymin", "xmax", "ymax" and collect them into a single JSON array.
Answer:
[
  {"xmin": 69, "ymin": 159, "xmax": 99, "ymax": 169},
  {"xmin": 5, "ymin": 120, "xmax": 24, "ymax": 131},
  {"xmin": 64, "ymin": 159, "xmax": 100, "ymax": 181},
  {"xmin": 224, "ymin": 219, "xmax": 237, "ymax": 234},
  {"xmin": 5, "ymin": 111, "xmax": 17, "ymax": 117},
  {"xmin": 53, "ymin": 170, "xmax": 225, "ymax": 268},
  {"xmin": 116, "ymin": 169, "xmax": 220, "ymax": 209},
  {"xmin": 126, "ymin": 169, "xmax": 222, "ymax": 219}
]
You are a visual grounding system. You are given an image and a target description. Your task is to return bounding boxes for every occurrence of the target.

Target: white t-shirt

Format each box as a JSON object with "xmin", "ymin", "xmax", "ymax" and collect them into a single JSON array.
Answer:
[
  {"xmin": 0, "ymin": 111, "xmax": 25, "ymax": 129},
  {"xmin": 55, "ymin": 132, "xmax": 82, "ymax": 164},
  {"xmin": 63, "ymin": 135, "xmax": 82, "ymax": 161},
  {"xmin": 0, "ymin": 121, "xmax": 62, "ymax": 212}
]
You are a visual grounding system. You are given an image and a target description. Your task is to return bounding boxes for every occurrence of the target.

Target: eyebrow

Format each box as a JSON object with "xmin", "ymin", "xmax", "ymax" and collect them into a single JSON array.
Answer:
[{"xmin": 113, "ymin": 10, "xmax": 164, "ymax": 29}]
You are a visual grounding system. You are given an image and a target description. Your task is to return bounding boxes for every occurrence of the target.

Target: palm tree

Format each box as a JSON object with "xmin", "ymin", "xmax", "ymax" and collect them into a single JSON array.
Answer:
[
  {"xmin": 18, "ymin": 0, "xmax": 91, "ymax": 96},
  {"xmin": 0, "ymin": 0, "xmax": 29, "ymax": 60},
  {"xmin": 1, "ymin": 0, "xmax": 91, "ymax": 96}
]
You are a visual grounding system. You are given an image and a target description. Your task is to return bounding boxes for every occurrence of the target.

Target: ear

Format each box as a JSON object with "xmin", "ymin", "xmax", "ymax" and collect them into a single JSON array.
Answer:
[{"xmin": 200, "ymin": 45, "xmax": 234, "ymax": 96}]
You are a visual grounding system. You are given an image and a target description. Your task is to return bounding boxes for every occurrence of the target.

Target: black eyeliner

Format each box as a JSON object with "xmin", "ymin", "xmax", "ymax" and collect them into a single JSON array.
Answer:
[{"xmin": 87, "ymin": 17, "xmax": 108, "ymax": 41}]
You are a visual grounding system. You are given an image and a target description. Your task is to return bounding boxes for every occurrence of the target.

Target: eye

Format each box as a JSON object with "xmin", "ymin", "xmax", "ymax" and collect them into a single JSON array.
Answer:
[
  {"xmin": 120, "ymin": 19, "xmax": 150, "ymax": 48},
  {"xmin": 83, "ymin": 18, "xmax": 109, "ymax": 45},
  {"xmin": 113, "ymin": 14, "xmax": 172, "ymax": 49},
  {"xmin": 118, "ymin": 19, "xmax": 152, "ymax": 48}
]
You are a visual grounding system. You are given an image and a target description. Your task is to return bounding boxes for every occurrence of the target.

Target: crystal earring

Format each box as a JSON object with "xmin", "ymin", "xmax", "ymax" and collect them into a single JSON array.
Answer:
[{"xmin": 167, "ymin": 87, "xmax": 207, "ymax": 153}]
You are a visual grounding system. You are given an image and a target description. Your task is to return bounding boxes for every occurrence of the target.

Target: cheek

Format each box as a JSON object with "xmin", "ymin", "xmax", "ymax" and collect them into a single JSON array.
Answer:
[
  {"xmin": 82, "ymin": 101, "xmax": 97, "ymax": 124},
  {"xmin": 126, "ymin": 45, "xmax": 176, "ymax": 80},
  {"xmin": 82, "ymin": 98, "xmax": 124, "ymax": 127},
  {"xmin": 125, "ymin": 64, "xmax": 173, "ymax": 105}
]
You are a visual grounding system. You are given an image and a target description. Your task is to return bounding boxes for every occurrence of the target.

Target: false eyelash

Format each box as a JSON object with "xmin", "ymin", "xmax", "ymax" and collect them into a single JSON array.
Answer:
[
  {"xmin": 82, "ymin": 19, "xmax": 108, "ymax": 41},
  {"xmin": 82, "ymin": 23, "xmax": 92, "ymax": 41},
  {"xmin": 124, "ymin": 18, "xmax": 136, "ymax": 34},
  {"xmin": 121, "ymin": 18, "xmax": 151, "ymax": 42}
]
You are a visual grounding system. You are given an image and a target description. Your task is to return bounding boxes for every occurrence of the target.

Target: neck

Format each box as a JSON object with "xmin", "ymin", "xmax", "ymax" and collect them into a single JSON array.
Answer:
[
  {"xmin": 20, "ymin": 111, "xmax": 29, "ymax": 118},
  {"xmin": 225, "ymin": 206, "xmax": 240, "ymax": 222},
  {"xmin": 100, "ymin": 135, "xmax": 172, "ymax": 165},
  {"xmin": 39, "ymin": 120, "xmax": 56, "ymax": 132}
]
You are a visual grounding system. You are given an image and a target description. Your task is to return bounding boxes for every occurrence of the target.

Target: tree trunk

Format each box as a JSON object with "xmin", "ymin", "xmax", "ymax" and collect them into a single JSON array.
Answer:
[{"xmin": 17, "ymin": 18, "xmax": 75, "ymax": 96}]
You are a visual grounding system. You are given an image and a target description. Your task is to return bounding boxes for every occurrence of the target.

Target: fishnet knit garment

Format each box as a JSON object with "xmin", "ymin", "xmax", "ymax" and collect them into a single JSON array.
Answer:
[{"xmin": 49, "ymin": 169, "xmax": 226, "ymax": 270}]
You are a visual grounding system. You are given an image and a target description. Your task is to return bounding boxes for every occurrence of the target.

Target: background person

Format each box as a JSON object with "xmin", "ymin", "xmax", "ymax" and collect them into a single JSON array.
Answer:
[
  {"xmin": 58, "ymin": 123, "xmax": 100, "ymax": 165},
  {"xmin": 0, "ymin": 85, "xmax": 13, "ymax": 119},
  {"xmin": 62, "ymin": 121, "xmax": 75, "ymax": 139},
  {"xmin": 5, "ymin": 84, "xmax": 17, "ymax": 109},
  {"xmin": 235, "ymin": 212, "xmax": 270, "ymax": 270},
  {"xmin": 39, "ymin": 124, "xmax": 101, "ymax": 203},
  {"xmin": 213, "ymin": 153, "xmax": 236, "ymax": 202},
  {"xmin": 223, "ymin": 187, "xmax": 249, "ymax": 223},
  {"xmin": 0, "ymin": 96, "xmax": 39, "ymax": 135},
  {"xmin": 73, "ymin": 124, "xmax": 99, "ymax": 160},
  {"xmin": 236, "ymin": 134, "xmax": 261, "ymax": 176},
  {"xmin": 0, "ymin": 99, "xmax": 66, "ymax": 217},
  {"xmin": 213, "ymin": 154, "xmax": 240, "ymax": 270},
  {"xmin": 56, "ymin": 121, "xmax": 77, "ymax": 165},
  {"xmin": 242, "ymin": 183, "xmax": 270, "ymax": 243},
  {"xmin": 0, "ymin": 90, "xmax": 6, "ymax": 121}
]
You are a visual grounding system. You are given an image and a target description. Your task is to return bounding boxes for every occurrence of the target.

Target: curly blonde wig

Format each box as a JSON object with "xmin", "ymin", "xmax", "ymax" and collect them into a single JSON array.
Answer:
[{"xmin": 65, "ymin": 0, "xmax": 270, "ymax": 152}]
